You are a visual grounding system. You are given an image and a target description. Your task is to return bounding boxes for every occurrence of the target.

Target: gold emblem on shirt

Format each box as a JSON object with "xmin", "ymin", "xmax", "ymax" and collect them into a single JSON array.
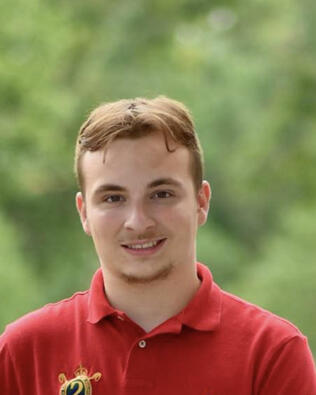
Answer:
[{"xmin": 58, "ymin": 364, "xmax": 101, "ymax": 395}]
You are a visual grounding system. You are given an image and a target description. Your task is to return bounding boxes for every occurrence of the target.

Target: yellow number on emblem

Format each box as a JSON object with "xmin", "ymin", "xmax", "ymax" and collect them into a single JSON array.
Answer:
[{"xmin": 70, "ymin": 381, "xmax": 84, "ymax": 395}]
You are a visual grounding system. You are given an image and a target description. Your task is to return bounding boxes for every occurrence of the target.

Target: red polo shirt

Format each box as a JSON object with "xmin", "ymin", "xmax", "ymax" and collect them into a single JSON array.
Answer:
[{"xmin": 1, "ymin": 263, "xmax": 315, "ymax": 394}]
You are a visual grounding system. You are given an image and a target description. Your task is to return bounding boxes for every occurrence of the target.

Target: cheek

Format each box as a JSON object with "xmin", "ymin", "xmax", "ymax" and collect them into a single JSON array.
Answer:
[
  {"xmin": 89, "ymin": 209, "xmax": 123, "ymax": 237},
  {"xmin": 160, "ymin": 204, "xmax": 197, "ymax": 232}
]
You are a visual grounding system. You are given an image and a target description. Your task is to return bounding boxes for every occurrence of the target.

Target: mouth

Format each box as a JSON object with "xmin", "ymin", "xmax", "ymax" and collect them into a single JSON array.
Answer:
[{"xmin": 121, "ymin": 238, "xmax": 167, "ymax": 256}]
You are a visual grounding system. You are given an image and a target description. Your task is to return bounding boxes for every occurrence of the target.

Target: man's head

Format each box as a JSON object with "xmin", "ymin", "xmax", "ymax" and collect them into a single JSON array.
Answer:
[
  {"xmin": 75, "ymin": 96, "xmax": 211, "ymax": 285},
  {"xmin": 74, "ymin": 96, "xmax": 204, "ymax": 196}
]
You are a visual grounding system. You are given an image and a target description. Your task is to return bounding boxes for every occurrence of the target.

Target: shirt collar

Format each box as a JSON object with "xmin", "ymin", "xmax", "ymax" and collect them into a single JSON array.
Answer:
[
  {"xmin": 87, "ymin": 263, "xmax": 222, "ymax": 332},
  {"xmin": 87, "ymin": 269, "xmax": 115, "ymax": 324},
  {"xmin": 178, "ymin": 263, "xmax": 222, "ymax": 331}
]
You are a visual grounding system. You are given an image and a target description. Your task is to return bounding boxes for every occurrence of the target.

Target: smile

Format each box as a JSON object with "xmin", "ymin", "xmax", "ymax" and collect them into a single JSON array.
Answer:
[{"xmin": 121, "ymin": 238, "xmax": 166, "ymax": 255}]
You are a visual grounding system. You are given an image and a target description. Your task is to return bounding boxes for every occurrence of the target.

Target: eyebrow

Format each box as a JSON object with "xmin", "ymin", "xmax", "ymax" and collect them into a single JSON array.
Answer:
[
  {"xmin": 93, "ymin": 178, "xmax": 183, "ymax": 196},
  {"xmin": 148, "ymin": 177, "xmax": 183, "ymax": 189},
  {"xmin": 93, "ymin": 184, "xmax": 127, "ymax": 195}
]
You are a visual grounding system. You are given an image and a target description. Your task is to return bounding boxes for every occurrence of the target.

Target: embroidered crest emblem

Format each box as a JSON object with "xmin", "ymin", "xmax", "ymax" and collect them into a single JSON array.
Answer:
[{"xmin": 58, "ymin": 364, "xmax": 101, "ymax": 395}]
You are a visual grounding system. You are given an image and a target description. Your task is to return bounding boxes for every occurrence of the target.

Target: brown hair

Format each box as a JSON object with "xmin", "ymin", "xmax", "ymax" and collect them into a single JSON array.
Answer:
[{"xmin": 74, "ymin": 96, "xmax": 204, "ymax": 193}]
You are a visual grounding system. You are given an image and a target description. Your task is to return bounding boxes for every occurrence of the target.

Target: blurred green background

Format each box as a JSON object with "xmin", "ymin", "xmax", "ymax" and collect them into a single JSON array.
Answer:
[{"xmin": 1, "ymin": 0, "xmax": 315, "ymax": 358}]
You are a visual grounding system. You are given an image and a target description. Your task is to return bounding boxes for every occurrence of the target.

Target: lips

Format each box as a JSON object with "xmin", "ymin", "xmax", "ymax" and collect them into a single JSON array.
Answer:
[{"xmin": 121, "ymin": 238, "xmax": 166, "ymax": 254}]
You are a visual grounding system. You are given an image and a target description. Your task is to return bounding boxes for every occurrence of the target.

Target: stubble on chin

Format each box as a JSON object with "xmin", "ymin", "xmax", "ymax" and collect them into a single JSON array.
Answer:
[{"xmin": 120, "ymin": 262, "xmax": 174, "ymax": 285}]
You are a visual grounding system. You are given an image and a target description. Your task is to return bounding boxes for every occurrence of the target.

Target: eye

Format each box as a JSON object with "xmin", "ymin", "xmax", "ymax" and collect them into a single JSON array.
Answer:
[
  {"xmin": 103, "ymin": 195, "xmax": 124, "ymax": 203},
  {"xmin": 152, "ymin": 190, "xmax": 173, "ymax": 199}
]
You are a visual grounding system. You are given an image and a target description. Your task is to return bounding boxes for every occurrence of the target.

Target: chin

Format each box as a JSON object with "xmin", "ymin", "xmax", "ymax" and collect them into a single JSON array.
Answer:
[{"xmin": 120, "ymin": 263, "xmax": 174, "ymax": 285}]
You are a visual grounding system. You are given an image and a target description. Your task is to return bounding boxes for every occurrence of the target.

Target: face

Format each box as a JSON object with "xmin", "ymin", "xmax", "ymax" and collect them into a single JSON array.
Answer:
[{"xmin": 76, "ymin": 132, "xmax": 210, "ymax": 285}]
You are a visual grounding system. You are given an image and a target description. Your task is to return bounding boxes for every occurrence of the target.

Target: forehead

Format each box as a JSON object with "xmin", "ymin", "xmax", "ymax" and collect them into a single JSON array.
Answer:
[{"xmin": 80, "ymin": 132, "xmax": 193, "ymax": 193}]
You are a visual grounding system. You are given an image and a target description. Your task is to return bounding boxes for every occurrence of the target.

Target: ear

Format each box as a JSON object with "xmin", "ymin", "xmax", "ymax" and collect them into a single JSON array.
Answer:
[
  {"xmin": 197, "ymin": 181, "xmax": 211, "ymax": 226},
  {"xmin": 76, "ymin": 192, "xmax": 91, "ymax": 236}
]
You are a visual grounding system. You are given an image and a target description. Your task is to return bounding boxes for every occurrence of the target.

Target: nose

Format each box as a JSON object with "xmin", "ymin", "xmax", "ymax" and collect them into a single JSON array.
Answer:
[{"xmin": 124, "ymin": 202, "xmax": 155, "ymax": 233}]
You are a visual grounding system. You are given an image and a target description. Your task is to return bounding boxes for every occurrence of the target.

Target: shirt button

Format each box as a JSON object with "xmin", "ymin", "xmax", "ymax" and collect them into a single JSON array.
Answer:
[{"xmin": 138, "ymin": 340, "xmax": 147, "ymax": 349}]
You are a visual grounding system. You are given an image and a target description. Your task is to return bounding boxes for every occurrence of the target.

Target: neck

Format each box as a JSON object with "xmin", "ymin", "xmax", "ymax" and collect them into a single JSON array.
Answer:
[{"xmin": 102, "ymin": 263, "xmax": 201, "ymax": 333}]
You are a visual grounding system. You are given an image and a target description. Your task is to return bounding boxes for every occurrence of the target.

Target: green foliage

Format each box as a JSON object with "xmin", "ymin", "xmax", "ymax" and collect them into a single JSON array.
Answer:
[
  {"xmin": 0, "ymin": 211, "xmax": 41, "ymax": 332},
  {"xmin": 197, "ymin": 225, "xmax": 249, "ymax": 285},
  {"xmin": 1, "ymin": 0, "xmax": 315, "ymax": 358}
]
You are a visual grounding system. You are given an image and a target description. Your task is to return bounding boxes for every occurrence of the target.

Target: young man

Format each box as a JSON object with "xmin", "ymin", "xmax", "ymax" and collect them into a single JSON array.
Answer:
[{"xmin": 0, "ymin": 96, "xmax": 315, "ymax": 394}]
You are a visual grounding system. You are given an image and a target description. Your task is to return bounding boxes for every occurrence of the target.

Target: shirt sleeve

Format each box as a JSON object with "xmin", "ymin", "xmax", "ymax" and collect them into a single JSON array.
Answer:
[
  {"xmin": 0, "ymin": 332, "xmax": 21, "ymax": 394},
  {"xmin": 257, "ymin": 335, "xmax": 316, "ymax": 395}
]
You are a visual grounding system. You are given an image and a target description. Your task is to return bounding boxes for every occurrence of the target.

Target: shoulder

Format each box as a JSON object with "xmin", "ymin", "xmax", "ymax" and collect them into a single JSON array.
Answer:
[
  {"xmin": 198, "ymin": 263, "xmax": 303, "ymax": 342},
  {"xmin": 217, "ymin": 288, "xmax": 316, "ymax": 390},
  {"xmin": 219, "ymin": 288, "xmax": 305, "ymax": 347},
  {"xmin": 0, "ymin": 290, "xmax": 89, "ymax": 349}
]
